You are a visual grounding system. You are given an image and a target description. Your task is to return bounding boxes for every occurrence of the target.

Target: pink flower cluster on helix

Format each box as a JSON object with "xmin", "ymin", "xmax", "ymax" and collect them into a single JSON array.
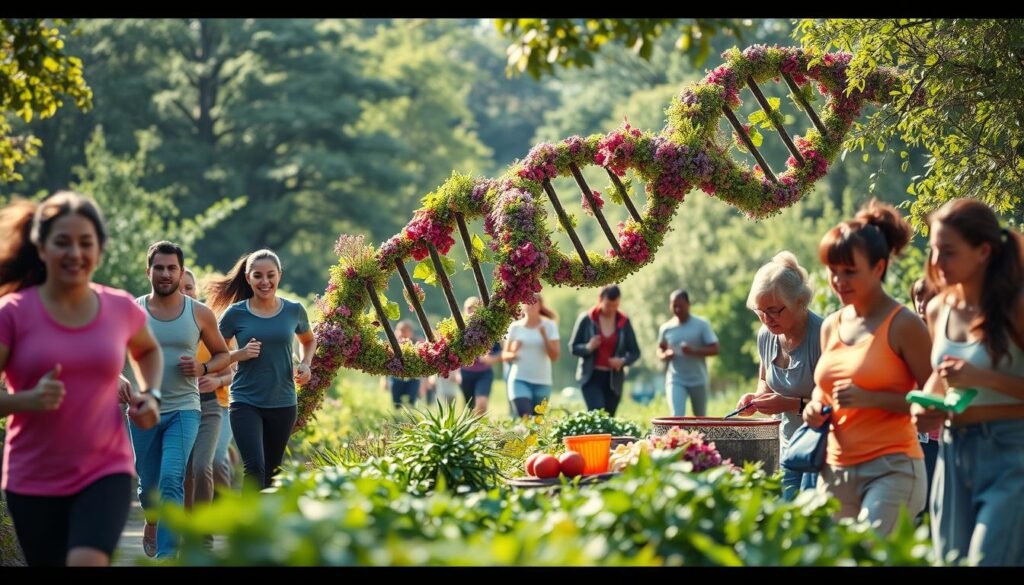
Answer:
[
  {"xmin": 291, "ymin": 45, "xmax": 908, "ymax": 431},
  {"xmin": 404, "ymin": 210, "xmax": 456, "ymax": 261},
  {"xmin": 580, "ymin": 190, "xmax": 604, "ymax": 216},
  {"xmin": 595, "ymin": 121, "xmax": 641, "ymax": 176}
]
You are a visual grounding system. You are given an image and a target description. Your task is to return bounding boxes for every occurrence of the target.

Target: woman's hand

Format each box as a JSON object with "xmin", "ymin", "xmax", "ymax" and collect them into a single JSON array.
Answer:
[
  {"xmin": 832, "ymin": 379, "xmax": 873, "ymax": 409},
  {"xmin": 802, "ymin": 399, "xmax": 828, "ymax": 428},
  {"xmin": 911, "ymin": 401, "xmax": 948, "ymax": 434},
  {"xmin": 198, "ymin": 375, "xmax": 220, "ymax": 393},
  {"xmin": 750, "ymin": 392, "xmax": 797, "ymax": 415},
  {"xmin": 735, "ymin": 393, "xmax": 757, "ymax": 416},
  {"xmin": 237, "ymin": 339, "xmax": 261, "ymax": 362},
  {"xmin": 294, "ymin": 363, "xmax": 312, "ymax": 385},
  {"xmin": 936, "ymin": 355, "xmax": 982, "ymax": 389},
  {"xmin": 128, "ymin": 393, "xmax": 160, "ymax": 430}
]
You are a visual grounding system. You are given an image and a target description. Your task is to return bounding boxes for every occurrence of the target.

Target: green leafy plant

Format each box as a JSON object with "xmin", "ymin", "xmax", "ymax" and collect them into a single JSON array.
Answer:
[
  {"xmin": 390, "ymin": 401, "xmax": 504, "ymax": 494},
  {"xmin": 163, "ymin": 451, "xmax": 934, "ymax": 566},
  {"xmin": 547, "ymin": 409, "xmax": 644, "ymax": 446}
]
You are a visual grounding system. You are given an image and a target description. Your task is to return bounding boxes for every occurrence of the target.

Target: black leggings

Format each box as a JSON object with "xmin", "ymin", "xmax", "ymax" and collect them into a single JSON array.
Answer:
[
  {"xmin": 4, "ymin": 473, "xmax": 131, "ymax": 566},
  {"xmin": 581, "ymin": 370, "xmax": 621, "ymax": 417},
  {"xmin": 230, "ymin": 403, "xmax": 297, "ymax": 489}
]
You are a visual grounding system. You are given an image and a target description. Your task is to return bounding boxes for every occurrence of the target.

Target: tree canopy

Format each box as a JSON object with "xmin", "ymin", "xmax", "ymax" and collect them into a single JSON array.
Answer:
[{"xmin": 0, "ymin": 19, "xmax": 91, "ymax": 182}]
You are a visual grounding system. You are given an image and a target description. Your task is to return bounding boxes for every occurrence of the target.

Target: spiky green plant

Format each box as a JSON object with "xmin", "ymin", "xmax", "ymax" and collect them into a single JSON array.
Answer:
[{"xmin": 391, "ymin": 400, "xmax": 504, "ymax": 494}]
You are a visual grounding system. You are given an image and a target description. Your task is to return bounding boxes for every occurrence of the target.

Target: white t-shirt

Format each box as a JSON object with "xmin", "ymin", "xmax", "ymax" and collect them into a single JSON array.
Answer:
[
  {"xmin": 506, "ymin": 319, "xmax": 560, "ymax": 385},
  {"xmin": 431, "ymin": 373, "xmax": 459, "ymax": 401}
]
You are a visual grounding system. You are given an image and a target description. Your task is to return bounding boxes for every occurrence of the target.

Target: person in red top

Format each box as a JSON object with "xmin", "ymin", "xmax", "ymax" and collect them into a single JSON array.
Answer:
[
  {"xmin": 803, "ymin": 199, "xmax": 933, "ymax": 536},
  {"xmin": 0, "ymin": 192, "xmax": 162, "ymax": 566},
  {"xmin": 569, "ymin": 285, "xmax": 641, "ymax": 417}
]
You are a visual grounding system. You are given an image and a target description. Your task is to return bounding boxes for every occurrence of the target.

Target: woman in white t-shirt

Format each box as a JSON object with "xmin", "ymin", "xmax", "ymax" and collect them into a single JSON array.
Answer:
[{"xmin": 503, "ymin": 296, "xmax": 560, "ymax": 418}]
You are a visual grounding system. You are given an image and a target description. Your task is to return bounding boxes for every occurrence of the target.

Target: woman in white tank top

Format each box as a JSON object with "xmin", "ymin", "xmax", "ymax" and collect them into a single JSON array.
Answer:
[{"xmin": 912, "ymin": 198, "xmax": 1024, "ymax": 566}]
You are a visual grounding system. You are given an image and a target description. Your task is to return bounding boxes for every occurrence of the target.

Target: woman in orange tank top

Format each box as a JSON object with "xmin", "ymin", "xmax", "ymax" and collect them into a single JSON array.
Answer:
[{"xmin": 803, "ymin": 199, "xmax": 933, "ymax": 537}]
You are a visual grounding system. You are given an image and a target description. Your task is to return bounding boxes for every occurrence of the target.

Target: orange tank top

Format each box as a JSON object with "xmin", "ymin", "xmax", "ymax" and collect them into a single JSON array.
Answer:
[
  {"xmin": 814, "ymin": 305, "xmax": 924, "ymax": 466},
  {"xmin": 196, "ymin": 341, "xmax": 230, "ymax": 408}
]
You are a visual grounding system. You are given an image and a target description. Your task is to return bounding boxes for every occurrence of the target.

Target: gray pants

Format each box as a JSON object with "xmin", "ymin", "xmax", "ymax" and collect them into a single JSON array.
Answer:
[
  {"xmin": 667, "ymin": 377, "xmax": 707, "ymax": 417},
  {"xmin": 819, "ymin": 452, "xmax": 926, "ymax": 537},
  {"xmin": 187, "ymin": 397, "xmax": 224, "ymax": 506},
  {"xmin": 932, "ymin": 420, "xmax": 1024, "ymax": 566},
  {"xmin": 213, "ymin": 405, "xmax": 234, "ymax": 490}
]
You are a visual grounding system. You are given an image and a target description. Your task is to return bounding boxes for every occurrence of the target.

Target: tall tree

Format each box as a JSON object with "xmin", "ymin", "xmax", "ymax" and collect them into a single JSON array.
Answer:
[
  {"xmin": 71, "ymin": 127, "xmax": 245, "ymax": 295},
  {"xmin": 14, "ymin": 19, "xmax": 413, "ymax": 293},
  {"xmin": 496, "ymin": 18, "xmax": 749, "ymax": 79},
  {"xmin": 797, "ymin": 19, "xmax": 1024, "ymax": 226},
  {"xmin": 0, "ymin": 19, "xmax": 91, "ymax": 182}
]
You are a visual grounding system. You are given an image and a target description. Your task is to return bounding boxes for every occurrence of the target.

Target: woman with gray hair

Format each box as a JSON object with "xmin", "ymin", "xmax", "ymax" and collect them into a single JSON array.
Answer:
[{"xmin": 735, "ymin": 251, "xmax": 823, "ymax": 500}]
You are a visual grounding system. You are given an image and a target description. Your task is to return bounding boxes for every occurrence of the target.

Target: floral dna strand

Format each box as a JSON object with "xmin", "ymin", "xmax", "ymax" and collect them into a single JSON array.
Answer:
[{"xmin": 295, "ymin": 45, "xmax": 904, "ymax": 429}]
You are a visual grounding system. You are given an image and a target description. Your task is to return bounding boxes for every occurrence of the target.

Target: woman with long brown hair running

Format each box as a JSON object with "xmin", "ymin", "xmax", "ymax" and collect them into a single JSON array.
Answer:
[
  {"xmin": 206, "ymin": 250, "xmax": 316, "ymax": 489},
  {"xmin": 0, "ymin": 192, "xmax": 162, "ymax": 566}
]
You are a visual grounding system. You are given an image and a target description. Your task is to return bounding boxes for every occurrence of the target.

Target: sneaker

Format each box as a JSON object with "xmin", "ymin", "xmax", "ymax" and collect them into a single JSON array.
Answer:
[{"xmin": 142, "ymin": 523, "xmax": 157, "ymax": 558}]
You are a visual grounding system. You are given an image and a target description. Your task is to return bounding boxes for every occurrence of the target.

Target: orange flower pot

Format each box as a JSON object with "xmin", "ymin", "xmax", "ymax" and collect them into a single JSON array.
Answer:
[{"xmin": 563, "ymin": 434, "xmax": 611, "ymax": 475}]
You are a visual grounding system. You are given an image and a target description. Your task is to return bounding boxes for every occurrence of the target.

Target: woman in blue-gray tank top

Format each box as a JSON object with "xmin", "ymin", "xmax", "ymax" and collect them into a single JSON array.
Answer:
[
  {"xmin": 735, "ymin": 251, "xmax": 823, "ymax": 501},
  {"xmin": 911, "ymin": 199, "xmax": 1024, "ymax": 566},
  {"xmin": 206, "ymin": 250, "xmax": 317, "ymax": 489}
]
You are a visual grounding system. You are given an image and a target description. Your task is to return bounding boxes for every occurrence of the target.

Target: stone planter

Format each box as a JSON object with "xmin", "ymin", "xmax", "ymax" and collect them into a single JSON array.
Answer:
[{"xmin": 650, "ymin": 417, "xmax": 782, "ymax": 473}]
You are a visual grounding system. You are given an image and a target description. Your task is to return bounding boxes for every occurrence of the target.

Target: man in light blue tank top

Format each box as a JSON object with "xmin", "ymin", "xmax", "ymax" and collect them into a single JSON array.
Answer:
[{"xmin": 127, "ymin": 241, "xmax": 230, "ymax": 559}]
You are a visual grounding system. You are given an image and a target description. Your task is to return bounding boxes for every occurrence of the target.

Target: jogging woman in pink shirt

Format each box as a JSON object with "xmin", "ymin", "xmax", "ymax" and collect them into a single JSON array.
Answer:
[{"xmin": 0, "ymin": 192, "xmax": 163, "ymax": 566}]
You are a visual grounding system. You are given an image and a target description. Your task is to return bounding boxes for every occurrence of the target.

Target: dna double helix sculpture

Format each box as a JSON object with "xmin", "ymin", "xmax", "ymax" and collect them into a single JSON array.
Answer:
[{"xmin": 296, "ymin": 45, "xmax": 904, "ymax": 428}]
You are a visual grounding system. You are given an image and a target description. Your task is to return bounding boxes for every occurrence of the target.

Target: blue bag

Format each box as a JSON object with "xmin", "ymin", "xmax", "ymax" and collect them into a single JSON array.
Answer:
[{"xmin": 781, "ymin": 405, "xmax": 832, "ymax": 473}]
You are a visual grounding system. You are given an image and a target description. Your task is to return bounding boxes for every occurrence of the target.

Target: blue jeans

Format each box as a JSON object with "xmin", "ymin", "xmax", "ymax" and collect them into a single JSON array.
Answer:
[
  {"xmin": 510, "ymin": 379, "xmax": 551, "ymax": 417},
  {"xmin": 129, "ymin": 409, "xmax": 201, "ymax": 559},
  {"xmin": 781, "ymin": 466, "xmax": 818, "ymax": 501},
  {"xmin": 932, "ymin": 419, "xmax": 1024, "ymax": 566},
  {"xmin": 390, "ymin": 377, "xmax": 419, "ymax": 408}
]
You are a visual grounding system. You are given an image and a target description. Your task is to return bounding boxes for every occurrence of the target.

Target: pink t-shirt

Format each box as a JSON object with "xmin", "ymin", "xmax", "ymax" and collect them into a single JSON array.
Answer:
[{"xmin": 0, "ymin": 284, "xmax": 146, "ymax": 496}]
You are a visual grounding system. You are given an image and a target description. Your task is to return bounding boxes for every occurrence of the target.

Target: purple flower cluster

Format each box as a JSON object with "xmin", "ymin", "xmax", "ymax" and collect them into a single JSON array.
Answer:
[
  {"xmin": 312, "ymin": 321, "xmax": 362, "ymax": 372},
  {"xmin": 470, "ymin": 179, "xmax": 495, "ymax": 206},
  {"xmin": 706, "ymin": 65, "xmax": 742, "ymax": 108},
  {"xmin": 462, "ymin": 321, "xmax": 489, "ymax": 350},
  {"xmin": 651, "ymin": 139, "xmax": 703, "ymax": 201}
]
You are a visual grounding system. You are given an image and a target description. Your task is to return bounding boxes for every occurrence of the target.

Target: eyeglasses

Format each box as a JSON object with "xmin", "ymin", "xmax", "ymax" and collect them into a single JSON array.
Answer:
[{"xmin": 753, "ymin": 305, "xmax": 787, "ymax": 319}]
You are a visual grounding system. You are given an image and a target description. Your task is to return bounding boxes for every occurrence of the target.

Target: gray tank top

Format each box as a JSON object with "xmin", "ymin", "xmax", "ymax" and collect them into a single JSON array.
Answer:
[
  {"xmin": 136, "ymin": 294, "xmax": 201, "ymax": 413},
  {"xmin": 931, "ymin": 302, "xmax": 1024, "ymax": 407},
  {"xmin": 758, "ymin": 311, "xmax": 824, "ymax": 442}
]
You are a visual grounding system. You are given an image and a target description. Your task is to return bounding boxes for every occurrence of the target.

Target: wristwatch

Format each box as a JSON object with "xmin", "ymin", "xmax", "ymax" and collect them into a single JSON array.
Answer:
[{"xmin": 141, "ymin": 388, "xmax": 162, "ymax": 405}]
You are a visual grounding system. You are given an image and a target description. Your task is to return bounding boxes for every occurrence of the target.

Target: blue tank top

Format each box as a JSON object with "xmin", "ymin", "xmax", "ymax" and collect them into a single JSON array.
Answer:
[{"xmin": 931, "ymin": 302, "xmax": 1024, "ymax": 407}]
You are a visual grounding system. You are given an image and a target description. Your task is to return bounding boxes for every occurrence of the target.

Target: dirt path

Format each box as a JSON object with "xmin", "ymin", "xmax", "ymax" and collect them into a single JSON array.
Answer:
[{"xmin": 113, "ymin": 499, "xmax": 147, "ymax": 566}]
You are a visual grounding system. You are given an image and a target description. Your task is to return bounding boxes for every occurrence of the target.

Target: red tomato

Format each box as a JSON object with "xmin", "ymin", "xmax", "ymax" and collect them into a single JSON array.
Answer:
[
  {"xmin": 525, "ymin": 453, "xmax": 542, "ymax": 476},
  {"xmin": 558, "ymin": 451, "xmax": 585, "ymax": 477},
  {"xmin": 533, "ymin": 454, "xmax": 560, "ymax": 479}
]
